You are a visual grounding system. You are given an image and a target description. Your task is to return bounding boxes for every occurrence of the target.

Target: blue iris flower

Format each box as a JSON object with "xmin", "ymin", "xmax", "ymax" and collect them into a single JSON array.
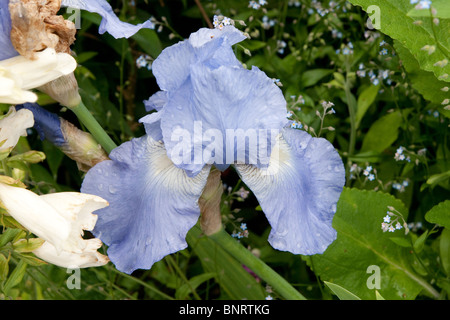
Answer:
[
  {"xmin": 81, "ymin": 26, "xmax": 345, "ymax": 274},
  {"xmin": 0, "ymin": 0, "xmax": 154, "ymax": 60}
]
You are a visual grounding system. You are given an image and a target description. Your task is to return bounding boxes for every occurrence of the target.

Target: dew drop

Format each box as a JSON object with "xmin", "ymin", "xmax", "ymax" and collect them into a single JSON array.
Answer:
[
  {"xmin": 98, "ymin": 184, "xmax": 104, "ymax": 191},
  {"xmin": 108, "ymin": 185, "xmax": 117, "ymax": 194}
]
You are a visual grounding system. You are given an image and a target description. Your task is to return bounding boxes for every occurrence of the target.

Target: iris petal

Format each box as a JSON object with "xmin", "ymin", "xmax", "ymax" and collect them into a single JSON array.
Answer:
[
  {"xmin": 81, "ymin": 134, "xmax": 210, "ymax": 274},
  {"xmin": 0, "ymin": 0, "xmax": 19, "ymax": 60},
  {"xmin": 235, "ymin": 128, "xmax": 345, "ymax": 255},
  {"xmin": 61, "ymin": 0, "xmax": 155, "ymax": 38},
  {"xmin": 160, "ymin": 64, "xmax": 288, "ymax": 176},
  {"xmin": 151, "ymin": 26, "xmax": 245, "ymax": 92}
]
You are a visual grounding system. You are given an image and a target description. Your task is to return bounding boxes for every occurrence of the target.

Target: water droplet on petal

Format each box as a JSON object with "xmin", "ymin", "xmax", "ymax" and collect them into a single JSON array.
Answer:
[{"xmin": 108, "ymin": 185, "xmax": 117, "ymax": 194}]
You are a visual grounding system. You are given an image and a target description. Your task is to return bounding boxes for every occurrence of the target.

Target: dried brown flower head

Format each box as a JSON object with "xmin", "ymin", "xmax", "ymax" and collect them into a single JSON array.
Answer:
[{"xmin": 9, "ymin": 0, "xmax": 76, "ymax": 59}]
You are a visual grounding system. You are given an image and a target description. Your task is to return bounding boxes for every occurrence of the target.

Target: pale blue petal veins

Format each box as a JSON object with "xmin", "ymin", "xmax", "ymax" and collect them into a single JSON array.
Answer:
[
  {"xmin": 160, "ymin": 64, "xmax": 289, "ymax": 176},
  {"xmin": 0, "ymin": 0, "xmax": 19, "ymax": 60},
  {"xmin": 61, "ymin": 0, "xmax": 154, "ymax": 39},
  {"xmin": 81, "ymin": 135, "xmax": 211, "ymax": 274},
  {"xmin": 234, "ymin": 128, "xmax": 345, "ymax": 255}
]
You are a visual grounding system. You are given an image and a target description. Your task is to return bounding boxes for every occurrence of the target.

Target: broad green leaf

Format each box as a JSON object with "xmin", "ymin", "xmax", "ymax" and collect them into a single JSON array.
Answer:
[
  {"xmin": 309, "ymin": 188, "xmax": 434, "ymax": 300},
  {"xmin": 356, "ymin": 84, "xmax": 380, "ymax": 129},
  {"xmin": 407, "ymin": 0, "xmax": 450, "ymax": 19},
  {"xmin": 394, "ymin": 41, "xmax": 450, "ymax": 109},
  {"xmin": 348, "ymin": 0, "xmax": 450, "ymax": 82},
  {"xmin": 324, "ymin": 281, "xmax": 361, "ymax": 300},
  {"xmin": 175, "ymin": 272, "xmax": 216, "ymax": 299},
  {"xmin": 425, "ymin": 200, "xmax": 450, "ymax": 228},
  {"xmin": 187, "ymin": 226, "xmax": 266, "ymax": 300},
  {"xmin": 361, "ymin": 111, "xmax": 403, "ymax": 153}
]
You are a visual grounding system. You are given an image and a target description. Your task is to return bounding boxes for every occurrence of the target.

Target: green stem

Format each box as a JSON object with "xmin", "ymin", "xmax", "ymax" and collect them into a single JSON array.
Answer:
[
  {"xmin": 70, "ymin": 101, "xmax": 118, "ymax": 154},
  {"xmin": 343, "ymin": 59, "xmax": 357, "ymax": 159},
  {"xmin": 208, "ymin": 227, "xmax": 307, "ymax": 300}
]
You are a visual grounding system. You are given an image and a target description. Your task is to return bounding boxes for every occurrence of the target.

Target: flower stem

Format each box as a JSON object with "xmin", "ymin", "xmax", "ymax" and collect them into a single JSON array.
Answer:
[
  {"xmin": 208, "ymin": 227, "xmax": 307, "ymax": 300},
  {"xmin": 70, "ymin": 101, "xmax": 117, "ymax": 154}
]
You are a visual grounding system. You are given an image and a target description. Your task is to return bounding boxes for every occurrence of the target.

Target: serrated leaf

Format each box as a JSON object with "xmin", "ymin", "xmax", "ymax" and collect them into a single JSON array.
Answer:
[
  {"xmin": 324, "ymin": 281, "xmax": 361, "ymax": 300},
  {"xmin": 348, "ymin": 0, "xmax": 450, "ymax": 82},
  {"xmin": 394, "ymin": 41, "xmax": 450, "ymax": 107},
  {"xmin": 309, "ymin": 188, "xmax": 432, "ymax": 300},
  {"xmin": 425, "ymin": 200, "xmax": 450, "ymax": 228}
]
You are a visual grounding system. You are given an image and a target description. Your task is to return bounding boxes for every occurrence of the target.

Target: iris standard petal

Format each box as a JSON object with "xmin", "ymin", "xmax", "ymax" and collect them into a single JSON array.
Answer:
[
  {"xmin": 81, "ymin": 134, "xmax": 211, "ymax": 274},
  {"xmin": 234, "ymin": 128, "xmax": 345, "ymax": 255},
  {"xmin": 60, "ymin": 0, "xmax": 155, "ymax": 38},
  {"xmin": 159, "ymin": 64, "xmax": 288, "ymax": 176},
  {"xmin": 0, "ymin": 0, "xmax": 19, "ymax": 60},
  {"xmin": 151, "ymin": 25, "xmax": 245, "ymax": 92}
]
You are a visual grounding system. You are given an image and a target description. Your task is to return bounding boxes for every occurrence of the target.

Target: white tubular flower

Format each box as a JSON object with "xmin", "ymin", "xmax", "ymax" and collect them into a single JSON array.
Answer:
[
  {"xmin": 0, "ymin": 183, "xmax": 109, "ymax": 268},
  {"xmin": 0, "ymin": 106, "xmax": 34, "ymax": 152},
  {"xmin": 33, "ymin": 239, "xmax": 109, "ymax": 268},
  {"xmin": 0, "ymin": 48, "xmax": 77, "ymax": 105}
]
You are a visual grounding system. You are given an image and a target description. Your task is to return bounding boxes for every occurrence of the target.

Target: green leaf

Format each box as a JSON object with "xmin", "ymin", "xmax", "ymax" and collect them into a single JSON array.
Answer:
[
  {"xmin": 425, "ymin": 200, "xmax": 450, "ymax": 228},
  {"xmin": 0, "ymin": 253, "xmax": 9, "ymax": 281},
  {"xmin": 361, "ymin": 111, "xmax": 403, "ymax": 153},
  {"xmin": 2, "ymin": 260, "xmax": 27, "ymax": 295},
  {"xmin": 301, "ymin": 69, "xmax": 334, "ymax": 88},
  {"xmin": 187, "ymin": 226, "xmax": 266, "ymax": 300},
  {"xmin": 394, "ymin": 41, "xmax": 450, "ymax": 108},
  {"xmin": 310, "ymin": 188, "xmax": 435, "ymax": 300},
  {"xmin": 413, "ymin": 230, "xmax": 429, "ymax": 253},
  {"xmin": 175, "ymin": 272, "xmax": 216, "ymax": 300},
  {"xmin": 348, "ymin": 0, "xmax": 450, "ymax": 82},
  {"xmin": 440, "ymin": 228, "xmax": 450, "ymax": 276},
  {"xmin": 13, "ymin": 238, "xmax": 45, "ymax": 253},
  {"xmin": 407, "ymin": 0, "xmax": 450, "ymax": 19},
  {"xmin": 324, "ymin": 281, "xmax": 361, "ymax": 300},
  {"xmin": 356, "ymin": 85, "xmax": 380, "ymax": 129},
  {"xmin": 0, "ymin": 228, "xmax": 22, "ymax": 248}
]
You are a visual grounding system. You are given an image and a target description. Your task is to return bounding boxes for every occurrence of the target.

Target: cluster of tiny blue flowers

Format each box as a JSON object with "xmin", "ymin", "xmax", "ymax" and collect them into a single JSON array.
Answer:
[
  {"xmin": 336, "ymin": 42, "xmax": 353, "ymax": 55},
  {"xmin": 381, "ymin": 206, "xmax": 408, "ymax": 234},
  {"xmin": 261, "ymin": 15, "xmax": 276, "ymax": 29},
  {"xmin": 394, "ymin": 146, "xmax": 410, "ymax": 162},
  {"xmin": 411, "ymin": 0, "xmax": 432, "ymax": 9},
  {"xmin": 249, "ymin": 0, "xmax": 267, "ymax": 10},
  {"xmin": 363, "ymin": 166, "xmax": 375, "ymax": 182},
  {"xmin": 357, "ymin": 63, "xmax": 393, "ymax": 86},
  {"xmin": 213, "ymin": 15, "xmax": 233, "ymax": 30},
  {"xmin": 392, "ymin": 180, "xmax": 410, "ymax": 193},
  {"xmin": 136, "ymin": 54, "xmax": 153, "ymax": 70},
  {"xmin": 232, "ymin": 223, "xmax": 249, "ymax": 239}
]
